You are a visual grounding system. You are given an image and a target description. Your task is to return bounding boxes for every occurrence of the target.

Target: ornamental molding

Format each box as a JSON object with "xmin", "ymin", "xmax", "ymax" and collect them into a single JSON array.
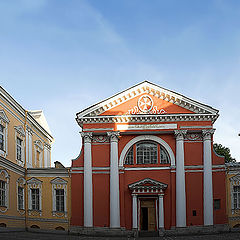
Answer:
[
  {"xmin": 174, "ymin": 130, "xmax": 187, "ymax": 141},
  {"xmin": 27, "ymin": 177, "xmax": 42, "ymax": 185},
  {"xmin": 80, "ymin": 132, "xmax": 92, "ymax": 143},
  {"xmin": 92, "ymin": 135, "xmax": 109, "ymax": 143},
  {"xmin": 202, "ymin": 129, "xmax": 215, "ymax": 140},
  {"xmin": 0, "ymin": 110, "xmax": 10, "ymax": 124},
  {"xmin": 50, "ymin": 177, "xmax": 68, "ymax": 185},
  {"xmin": 77, "ymin": 113, "xmax": 218, "ymax": 126},
  {"xmin": 14, "ymin": 125, "xmax": 25, "ymax": 137},
  {"xmin": 107, "ymin": 131, "xmax": 120, "ymax": 142},
  {"xmin": 34, "ymin": 140, "xmax": 43, "ymax": 150},
  {"xmin": 76, "ymin": 81, "xmax": 219, "ymax": 124},
  {"xmin": 230, "ymin": 174, "xmax": 240, "ymax": 185},
  {"xmin": 129, "ymin": 178, "xmax": 168, "ymax": 191}
]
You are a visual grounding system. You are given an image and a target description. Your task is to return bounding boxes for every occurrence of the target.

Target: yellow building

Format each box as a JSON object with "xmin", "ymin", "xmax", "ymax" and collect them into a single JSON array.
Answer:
[
  {"xmin": 0, "ymin": 86, "xmax": 71, "ymax": 231},
  {"xmin": 226, "ymin": 162, "xmax": 240, "ymax": 228}
]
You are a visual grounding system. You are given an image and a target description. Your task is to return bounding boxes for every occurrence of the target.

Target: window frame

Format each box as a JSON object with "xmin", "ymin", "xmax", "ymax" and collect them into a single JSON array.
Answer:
[
  {"xmin": 0, "ymin": 170, "xmax": 9, "ymax": 213},
  {"xmin": 17, "ymin": 177, "xmax": 26, "ymax": 213},
  {"xmin": 51, "ymin": 177, "xmax": 68, "ymax": 217},
  {"xmin": 124, "ymin": 141, "xmax": 170, "ymax": 165},
  {"xmin": 0, "ymin": 180, "xmax": 6, "ymax": 207}
]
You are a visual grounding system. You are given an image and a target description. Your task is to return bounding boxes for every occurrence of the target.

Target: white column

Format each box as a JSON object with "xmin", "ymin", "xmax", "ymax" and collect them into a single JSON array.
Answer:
[
  {"xmin": 202, "ymin": 129, "xmax": 215, "ymax": 226},
  {"xmin": 29, "ymin": 130, "xmax": 32, "ymax": 167},
  {"xmin": 132, "ymin": 194, "xmax": 137, "ymax": 229},
  {"xmin": 158, "ymin": 194, "xmax": 164, "ymax": 229},
  {"xmin": 107, "ymin": 131, "xmax": 120, "ymax": 228},
  {"xmin": 174, "ymin": 130, "xmax": 187, "ymax": 228},
  {"xmin": 44, "ymin": 144, "xmax": 48, "ymax": 168},
  {"xmin": 81, "ymin": 132, "xmax": 93, "ymax": 227},
  {"xmin": 26, "ymin": 128, "xmax": 29, "ymax": 165}
]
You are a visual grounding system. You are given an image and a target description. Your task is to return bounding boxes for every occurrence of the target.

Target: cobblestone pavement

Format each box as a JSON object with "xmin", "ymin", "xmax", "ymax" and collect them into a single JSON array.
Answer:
[{"xmin": 1, "ymin": 232, "xmax": 240, "ymax": 240}]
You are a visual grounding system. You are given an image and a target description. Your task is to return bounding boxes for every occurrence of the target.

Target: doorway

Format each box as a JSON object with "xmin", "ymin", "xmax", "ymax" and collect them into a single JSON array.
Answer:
[{"xmin": 140, "ymin": 199, "xmax": 156, "ymax": 231}]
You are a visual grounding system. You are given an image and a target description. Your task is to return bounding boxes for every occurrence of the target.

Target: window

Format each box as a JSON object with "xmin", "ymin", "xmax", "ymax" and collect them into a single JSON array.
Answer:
[
  {"xmin": 0, "ymin": 180, "xmax": 6, "ymax": 206},
  {"xmin": 124, "ymin": 141, "xmax": 170, "ymax": 165},
  {"xmin": 137, "ymin": 142, "xmax": 157, "ymax": 164},
  {"xmin": 56, "ymin": 189, "xmax": 64, "ymax": 212},
  {"xmin": 18, "ymin": 187, "xmax": 24, "ymax": 210},
  {"xmin": 192, "ymin": 210, "xmax": 197, "ymax": 216},
  {"xmin": 233, "ymin": 186, "xmax": 240, "ymax": 209},
  {"xmin": 214, "ymin": 199, "xmax": 221, "ymax": 210},
  {"xmin": 125, "ymin": 146, "xmax": 133, "ymax": 165},
  {"xmin": 31, "ymin": 189, "xmax": 40, "ymax": 210},
  {"xmin": 16, "ymin": 137, "xmax": 22, "ymax": 161},
  {"xmin": 160, "ymin": 146, "xmax": 169, "ymax": 164},
  {"xmin": 51, "ymin": 177, "xmax": 67, "ymax": 217},
  {"xmin": 0, "ymin": 125, "xmax": 4, "ymax": 151}
]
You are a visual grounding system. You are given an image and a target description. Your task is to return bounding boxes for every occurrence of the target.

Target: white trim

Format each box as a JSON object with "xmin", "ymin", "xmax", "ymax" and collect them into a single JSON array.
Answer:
[
  {"xmin": 119, "ymin": 135, "xmax": 175, "ymax": 167},
  {"xmin": 125, "ymin": 167, "xmax": 171, "ymax": 171},
  {"xmin": 0, "ymin": 169, "xmax": 9, "ymax": 213},
  {"xmin": 117, "ymin": 123, "xmax": 177, "ymax": 131},
  {"xmin": 83, "ymin": 128, "xmax": 114, "ymax": 131},
  {"xmin": 16, "ymin": 177, "xmax": 26, "ymax": 213},
  {"xmin": 76, "ymin": 81, "xmax": 219, "ymax": 120},
  {"xmin": 180, "ymin": 125, "xmax": 212, "ymax": 129}
]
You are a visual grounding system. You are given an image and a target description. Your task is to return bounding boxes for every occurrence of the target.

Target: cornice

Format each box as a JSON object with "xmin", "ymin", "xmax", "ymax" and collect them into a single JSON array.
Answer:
[
  {"xmin": 76, "ymin": 81, "xmax": 219, "ymax": 120},
  {"xmin": 0, "ymin": 156, "xmax": 25, "ymax": 176},
  {"xmin": 77, "ymin": 113, "xmax": 218, "ymax": 126}
]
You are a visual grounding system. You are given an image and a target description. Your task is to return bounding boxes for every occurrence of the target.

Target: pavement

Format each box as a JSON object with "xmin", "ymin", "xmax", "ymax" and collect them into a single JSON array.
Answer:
[{"xmin": 1, "ymin": 232, "xmax": 240, "ymax": 240}]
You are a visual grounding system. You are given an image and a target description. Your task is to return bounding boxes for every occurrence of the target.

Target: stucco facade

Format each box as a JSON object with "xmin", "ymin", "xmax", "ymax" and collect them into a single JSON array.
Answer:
[
  {"xmin": 71, "ymin": 81, "xmax": 228, "ymax": 235},
  {"xmin": 0, "ymin": 86, "xmax": 71, "ymax": 231}
]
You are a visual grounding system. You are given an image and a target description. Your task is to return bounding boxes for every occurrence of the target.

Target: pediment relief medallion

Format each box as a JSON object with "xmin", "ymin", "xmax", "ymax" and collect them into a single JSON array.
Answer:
[
  {"xmin": 185, "ymin": 133, "xmax": 202, "ymax": 141},
  {"xmin": 125, "ymin": 94, "xmax": 166, "ymax": 115},
  {"xmin": 92, "ymin": 135, "xmax": 109, "ymax": 143}
]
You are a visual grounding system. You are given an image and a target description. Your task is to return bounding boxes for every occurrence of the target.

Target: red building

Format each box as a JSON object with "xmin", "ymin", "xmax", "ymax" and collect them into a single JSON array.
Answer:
[{"xmin": 71, "ymin": 81, "xmax": 227, "ymax": 235}]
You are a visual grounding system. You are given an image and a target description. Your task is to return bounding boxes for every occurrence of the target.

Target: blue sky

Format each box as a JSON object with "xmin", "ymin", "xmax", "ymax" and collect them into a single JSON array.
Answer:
[{"xmin": 1, "ymin": 0, "xmax": 240, "ymax": 166}]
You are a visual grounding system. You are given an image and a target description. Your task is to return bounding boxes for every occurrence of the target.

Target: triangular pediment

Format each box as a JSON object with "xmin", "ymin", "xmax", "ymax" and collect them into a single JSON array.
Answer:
[
  {"xmin": 129, "ymin": 178, "xmax": 168, "ymax": 190},
  {"xmin": 27, "ymin": 177, "xmax": 42, "ymax": 184},
  {"xmin": 0, "ymin": 110, "xmax": 10, "ymax": 123},
  {"xmin": 77, "ymin": 81, "xmax": 218, "ymax": 119},
  {"xmin": 51, "ymin": 177, "xmax": 67, "ymax": 184}
]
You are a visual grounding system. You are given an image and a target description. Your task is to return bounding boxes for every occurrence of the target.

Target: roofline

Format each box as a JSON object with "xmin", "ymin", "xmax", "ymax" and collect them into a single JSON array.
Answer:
[
  {"xmin": 0, "ymin": 86, "xmax": 53, "ymax": 141},
  {"xmin": 76, "ymin": 80, "xmax": 219, "ymax": 118}
]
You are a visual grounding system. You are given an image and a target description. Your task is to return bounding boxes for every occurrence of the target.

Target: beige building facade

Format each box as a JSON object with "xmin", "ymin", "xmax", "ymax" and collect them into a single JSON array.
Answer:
[{"xmin": 0, "ymin": 86, "xmax": 71, "ymax": 231}]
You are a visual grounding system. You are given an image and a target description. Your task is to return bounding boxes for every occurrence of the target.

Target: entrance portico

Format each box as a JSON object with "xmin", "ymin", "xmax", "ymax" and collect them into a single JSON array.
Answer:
[{"xmin": 129, "ymin": 178, "xmax": 167, "ymax": 231}]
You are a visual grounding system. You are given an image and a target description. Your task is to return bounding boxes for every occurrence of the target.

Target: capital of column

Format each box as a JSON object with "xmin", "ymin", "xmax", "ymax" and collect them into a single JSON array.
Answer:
[
  {"xmin": 202, "ymin": 129, "xmax": 215, "ymax": 141},
  {"xmin": 107, "ymin": 131, "xmax": 120, "ymax": 143},
  {"xmin": 158, "ymin": 193, "xmax": 164, "ymax": 198},
  {"xmin": 174, "ymin": 130, "xmax": 187, "ymax": 141},
  {"xmin": 80, "ymin": 132, "xmax": 93, "ymax": 144}
]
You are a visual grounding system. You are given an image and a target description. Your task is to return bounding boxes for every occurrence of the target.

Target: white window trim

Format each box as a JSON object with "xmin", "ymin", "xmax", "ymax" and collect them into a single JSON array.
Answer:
[
  {"xmin": 14, "ymin": 126, "xmax": 25, "ymax": 167},
  {"xmin": 0, "ymin": 169, "xmax": 9, "ymax": 213},
  {"xmin": 44, "ymin": 142, "xmax": 51, "ymax": 168},
  {"xmin": 230, "ymin": 174, "xmax": 240, "ymax": 214},
  {"xmin": 51, "ymin": 177, "xmax": 68, "ymax": 217},
  {"xmin": 0, "ymin": 110, "xmax": 9, "ymax": 158},
  {"xmin": 34, "ymin": 140, "xmax": 43, "ymax": 168},
  {"xmin": 16, "ymin": 177, "xmax": 26, "ymax": 214},
  {"xmin": 27, "ymin": 177, "xmax": 42, "ymax": 216}
]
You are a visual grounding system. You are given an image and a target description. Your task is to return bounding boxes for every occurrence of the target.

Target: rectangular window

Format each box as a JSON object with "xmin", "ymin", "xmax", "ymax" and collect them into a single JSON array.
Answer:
[
  {"xmin": 16, "ymin": 137, "xmax": 22, "ymax": 161},
  {"xmin": 214, "ymin": 199, "xmax": 221, "ymax": 210},
  {"xmin": 56, "ymin": 189, "xmax": 64, "ymax": 212},
  {"xmin": 31, "ymin": 189, "xmax": 39, "ymax": 210},
  {"xmin": 0, "ymin": 180, "xmax": 6, "ymax": 206},
  {"xmin": 18, "ymin": 186, "xmax": 24, "ymax": 210},
  {"xmin": 233, "ymin": 186, "xmax": 240, "ymax": 209},
  {"xmin": 0, "ymin": 125, "xmax": 4, "ymax": 151}
]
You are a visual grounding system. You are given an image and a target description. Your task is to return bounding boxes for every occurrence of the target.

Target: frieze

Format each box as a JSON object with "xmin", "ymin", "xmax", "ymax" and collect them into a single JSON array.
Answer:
[
  {"xmin": 185, "ymin": 133, "xmax": 202, "ymax": 141},
  {"xmin": 92, "ymin": 135, "xmax": 109, "ymax": 143}
]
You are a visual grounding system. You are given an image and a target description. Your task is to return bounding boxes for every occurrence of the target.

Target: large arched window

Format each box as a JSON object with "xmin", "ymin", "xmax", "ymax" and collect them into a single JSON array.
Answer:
[{"xmin": 124, "ymin": 141, "xmax": 170, "ymax": 165}]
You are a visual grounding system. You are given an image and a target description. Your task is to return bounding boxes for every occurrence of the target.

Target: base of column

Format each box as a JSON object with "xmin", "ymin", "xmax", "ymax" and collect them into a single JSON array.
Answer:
[{"xmin": 69, "ymin": 226, "xmax": 135, "ymax": 237}]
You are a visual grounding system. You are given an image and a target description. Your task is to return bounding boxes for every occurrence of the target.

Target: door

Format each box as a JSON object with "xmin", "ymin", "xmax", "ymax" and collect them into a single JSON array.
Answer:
[{"xmin": 140, "ymin": 199, "xmax": 156, "ymax": 231}]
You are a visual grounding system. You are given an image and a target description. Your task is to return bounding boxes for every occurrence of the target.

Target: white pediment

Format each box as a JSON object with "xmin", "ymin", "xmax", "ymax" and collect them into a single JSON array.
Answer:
[
  {"xmin": 27, "ymin": 177, "xmax": 42, "ymax": 184},
  {"xmin": 77, "ymin": 81, "xmax": 219, "ymax": 119},
  {"xmin": 51, "ymin": 177, "xmax": 67, "ymax": 185},
  {"xmin": 14, "ymin": 125, "xmax": 25, "ymax": 137},
  {"xmin": 129, "ymin": 178, "xmax": 168, "ymax": 190},
  {"xmin": 0, "ymin": 110, "xmax": 10, "ymax": 123}
]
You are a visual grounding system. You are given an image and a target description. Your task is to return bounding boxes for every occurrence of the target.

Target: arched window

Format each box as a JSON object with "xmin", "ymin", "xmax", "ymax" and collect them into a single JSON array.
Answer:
[
  {"xmin": 136, "ymin": 141, "xmax": 157, "ymax": 164},
  {"xmin": 124, "ymin": 141, "xmax": 170, "ymax": 165}
]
